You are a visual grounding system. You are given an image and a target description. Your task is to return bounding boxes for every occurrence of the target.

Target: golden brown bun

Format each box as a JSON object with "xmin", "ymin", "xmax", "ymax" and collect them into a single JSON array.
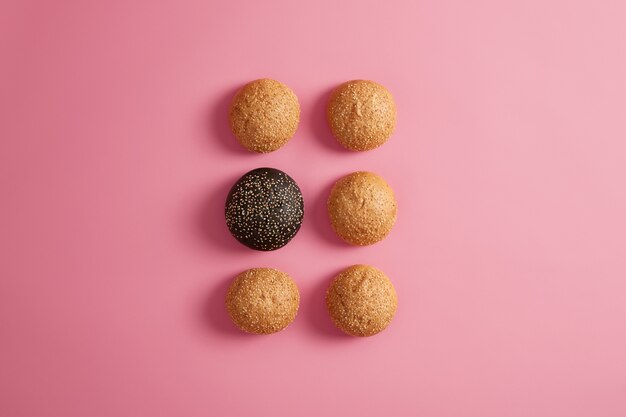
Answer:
[
  {"xmin": 229, "ymin": 79, "xmax": 300, "ymax": 153},
  {"xmin": 327, "ymin": 171, "xmax": 397, "ymax": 245},
  {"xmin": 326, "ymin": 265, "xmax": 398, "ymax": 336},
  {"xmin": 226, "ymin": 268, "xmax": 300, "ymax": 334},
  {"xmin": 327, "ymin": 80, "xmax": 396, "ymax": 151}
]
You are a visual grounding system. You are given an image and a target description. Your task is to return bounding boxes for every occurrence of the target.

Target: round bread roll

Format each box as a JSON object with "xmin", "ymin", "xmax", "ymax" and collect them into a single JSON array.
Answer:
[
  {"xmin": 229, "ymin": 79, "xmax": 300, "ymax": 153},
  {"xmin": 226, "ymin": 268, "xmax": 300, "ymax": 335},
  {"xmin": 327, "ymin": 80, "xmax": 396, "ymax": 151},
  {"xmin": 327, "ymin": 171, "xmax": 397, "ymax": 245},
  {"xmin": 225, "ymin": 167, "xmax": 304, "ymax": 251},
  {"xmin": 326, "ymin": 265, "xmax": 398, "ymax": 337}
]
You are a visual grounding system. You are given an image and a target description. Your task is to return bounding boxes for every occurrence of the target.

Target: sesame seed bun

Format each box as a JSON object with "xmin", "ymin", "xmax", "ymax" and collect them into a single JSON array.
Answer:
[
  {"xmin": 327, "ymin": 80, "xmax": 396, "ymax": 151},
  {"xmin": 226, "ymin": 268, "xmax": 300, "ymax": 335},
  {"xmin": 326, "ymin": 265, "xmax": 397, "ymax": 337},
  {"xmin": 327, "ymin": 171, "xmax": 397, "ymax": 246},
  {"xmin": 229, "ymin": 79, "xmax": 300, "ymax": 153}
]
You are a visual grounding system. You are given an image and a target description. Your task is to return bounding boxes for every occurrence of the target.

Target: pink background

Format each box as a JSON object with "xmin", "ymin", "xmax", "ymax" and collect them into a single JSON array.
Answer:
[{"xmin": 1, "ymin": 0, "xmax": 626, "ymax": 416}]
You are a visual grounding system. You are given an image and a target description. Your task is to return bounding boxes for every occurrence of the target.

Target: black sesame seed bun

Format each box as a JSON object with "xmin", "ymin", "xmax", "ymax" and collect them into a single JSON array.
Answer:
[{"xmin": 225, "ymin": 167, "xmax": 304, "ymax": 251}]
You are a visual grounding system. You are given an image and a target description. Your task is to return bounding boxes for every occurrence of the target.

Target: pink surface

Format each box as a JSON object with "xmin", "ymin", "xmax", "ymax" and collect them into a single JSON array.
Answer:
[{"xmin": 1, "ymin": 0, "xmax": 626, "ymax": 416}]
